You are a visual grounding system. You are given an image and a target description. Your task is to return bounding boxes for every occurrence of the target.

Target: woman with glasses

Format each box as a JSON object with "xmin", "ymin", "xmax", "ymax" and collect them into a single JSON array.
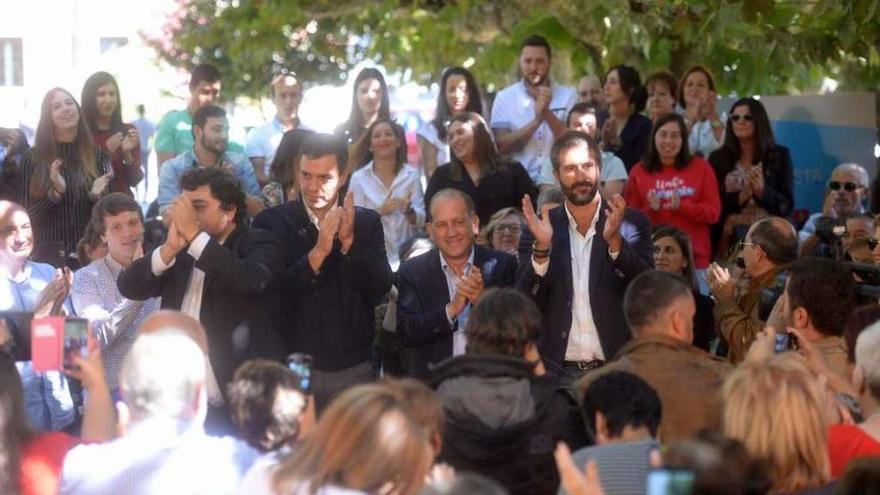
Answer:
[
  {"xmin": 708, "ymin": 97, "xmax": 793, "ymax": 258},
  {"xmin": 478, "ymin": 207, "xmax": 525, "ymax": 259}
]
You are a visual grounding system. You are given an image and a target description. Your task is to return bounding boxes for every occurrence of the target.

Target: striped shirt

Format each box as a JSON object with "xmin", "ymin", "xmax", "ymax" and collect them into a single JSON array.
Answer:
[
  {"xmin": 559, "ymin": 439, "xmax": 659, "ymax": 495},
  {"xmin": 71, "ymin": 254, "xmax": 160, "ymax": 392},
  {"xmin": 20, "ymin": 144, "xmax": 110, "ymax": 265}
]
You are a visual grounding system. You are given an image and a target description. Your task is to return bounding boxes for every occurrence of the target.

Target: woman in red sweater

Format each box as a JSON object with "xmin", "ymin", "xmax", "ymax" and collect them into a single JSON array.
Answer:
[{"xmin": 624, "ymin": 113, "xmax": 720, "ymax": 270}]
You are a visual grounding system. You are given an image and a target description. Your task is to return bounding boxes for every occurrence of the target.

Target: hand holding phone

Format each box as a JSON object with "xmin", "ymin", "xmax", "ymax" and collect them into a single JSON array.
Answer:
[{"xmin": 287, "ymin": 353, "xmax": 312, "ymax": 394}]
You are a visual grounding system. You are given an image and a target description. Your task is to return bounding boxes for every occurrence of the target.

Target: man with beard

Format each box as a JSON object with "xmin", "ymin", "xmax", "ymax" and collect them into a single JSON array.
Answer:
[
  {"xmin": 158, "ymin": 105, "xmax": 263, "ymax": 218},
  {"xmin": 491, "ymin": 35, "xmax": 577, "ymax": 183},
  {"xmin": 518, "ymin": 131, "xmax": 653, "ymax": 386},
  {"xmin": 799, "ymin": 163, "xmax": 870, "ymax": 258}
]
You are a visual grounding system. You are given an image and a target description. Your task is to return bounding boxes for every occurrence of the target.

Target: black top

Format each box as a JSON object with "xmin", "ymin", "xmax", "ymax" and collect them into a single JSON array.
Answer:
[
  {"xmin": 424, "ymin": 161, "xmax": 537, "ymax": 227},
  {"xmin": 252, "ymin": 199, "xmax": 393, "ymax": 371},
  {"xmin": 708, "ymin": 144, "xmax": 794, "ymax": 250},
  {"xmin": 607, "ymin": 113, "xmax": 653, "ymax": 172},
  {"xmin": 693, "ymin": 290, "xmax": 716, "ymax": 352},
  {"xmin": 20, "ymin": 145, "xmax": 110, "ymax": 266}
]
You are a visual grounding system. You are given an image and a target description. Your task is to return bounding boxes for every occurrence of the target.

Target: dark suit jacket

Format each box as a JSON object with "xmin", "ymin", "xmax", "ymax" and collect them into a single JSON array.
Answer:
[
  {"xmin": 516, "ymin": 203, "xmax": 653, "ymax": 374},
  {"xmin": 396, "ymin": 245, "xmax": 518, "ymax": 380},
  {"xmin": 252, "ymin": 199, "xmax": 392, "ymax": 371},
  {"xmin": 117, "ymin": 226, "xmax": 288, "ymax": 395}
]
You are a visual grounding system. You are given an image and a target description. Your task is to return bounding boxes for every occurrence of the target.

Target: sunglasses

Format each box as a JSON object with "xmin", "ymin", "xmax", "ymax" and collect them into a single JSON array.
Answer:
[
  {"xmin": 495, "ymin": 225, "xmax": 522, "ymax": 235},
  {"xmin": 729, "ymin": 114, "xmax": 754, "ymax": 122},
  {"xmin": 737, "ymin": 240, "xmax": 760, "ymax": 251},
  {"xmin": 828, "ymin": 181, "xmax": 861, "ymax": 192}
]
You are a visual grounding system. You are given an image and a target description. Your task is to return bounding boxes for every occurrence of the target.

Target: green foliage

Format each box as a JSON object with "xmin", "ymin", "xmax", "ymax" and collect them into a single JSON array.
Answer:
[{"xmin": 146, "ymin": 0, "xmax": 880, "ymax": 100}]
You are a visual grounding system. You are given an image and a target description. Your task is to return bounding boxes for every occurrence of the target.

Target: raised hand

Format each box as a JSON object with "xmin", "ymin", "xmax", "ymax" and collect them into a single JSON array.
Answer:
[
  {"xmin": 169, "ymin": 196, "xmax": 199, "ymax": 242},
  {"xmin": 705, "ymin": 262, "xmax": 736, "ymax": 301},
  {"xmin": 338, "ymin": 191, "xmax": 356, "ymax": 252},
  {"xmin": 457, "ymin": 266, "xmax": 484, "ymax": 304},
  {"xmin": 159, "ymin": 218, "xmax": 188, "ymax": 265},
  {"xmin": 522, "ymin": 194, "xmax": 553, "ymax": 250},
  {"xmin": 49, "ymin": 159, "xmax": 67, "ymax": 195},
  {"xmin": 34, "ymin": 274, "xmax": 67, "ymax": 317},
  {"xmin": 535, "ymin": 86, "xmax": 552, "ymax": 119},
  {"xmin": 647, "ymin": 190, "xmax": 662, "ymax": 211},
  {"xmin": 90, "ymin": 173, "xmax": 112, "ymax": 199},
  {"xmin": 748, "ymin": 163, "xmax": 765, "ymax": 198},
  {"xmin": 554, "ymin": 442, "xmax": 606, "ymax": 495},
  {"xmin": 105, "ymin": 132, "xmax": 124, "ymax": 154},
  {"xmin": 315, "ymin": 208, "xmax": 342, "ymax": 258},
  {"xmin": 669, "ymin": 189, "xmax": 681, "ymax": 210},
  {"xmin": 602, "ymin": 194, "xmax": 626, "ymax": 252},
  {"xmin": 376, "ymin": 195, "xmax": 405, "ymax": 216},
  {"xmin": 121, "ymin": 128, "xmax": 139, "ymax": 154}
]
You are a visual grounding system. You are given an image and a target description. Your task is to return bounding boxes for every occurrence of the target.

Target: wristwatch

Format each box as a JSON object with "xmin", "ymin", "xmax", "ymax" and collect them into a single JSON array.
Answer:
[{"xmin": 710, "ymin": 118, "xmax": 724, "ymax": 129}]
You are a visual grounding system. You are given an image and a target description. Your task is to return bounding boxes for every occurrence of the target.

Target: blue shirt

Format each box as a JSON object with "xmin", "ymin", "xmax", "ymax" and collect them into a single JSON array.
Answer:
[
  {"xmin": 158, "ymin": 149, "xmax": 262, "ymax": 212},
  {"xmin": 1, "ymin": 260, "xmax": 75, "ymax": 431}
]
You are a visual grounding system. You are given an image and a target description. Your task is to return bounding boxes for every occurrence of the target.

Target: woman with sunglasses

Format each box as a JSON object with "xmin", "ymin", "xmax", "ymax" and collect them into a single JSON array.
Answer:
[{"xmin": 708, "ymin": 97, "xmax": 793, "ymax": 258}]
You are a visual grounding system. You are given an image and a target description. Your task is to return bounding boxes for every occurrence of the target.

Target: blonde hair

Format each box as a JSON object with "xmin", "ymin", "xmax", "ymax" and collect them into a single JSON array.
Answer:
[
  {"xmin": 722, "ymin": 354, "xmax": 830, "ymax": 492},
  {"xmin": 272, "ymin": 383, "xmax": 433, "ymax": 495}
]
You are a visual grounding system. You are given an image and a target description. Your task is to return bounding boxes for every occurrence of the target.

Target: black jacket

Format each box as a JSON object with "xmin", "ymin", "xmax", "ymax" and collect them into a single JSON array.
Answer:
[
  {"xmin": 117, "ymin": 226, "xmax": 288, "ymax": 395},
  {"xmin": 395, "ymin": 245, "xmax": 518, "ymax": 380},
  {"xmin": 252, "ymin": 199, "xmax": 392, "ymax": 371},
  {"xmin": 432, "ymin": 354, "xmax": 589, "ymax": 495},
  {"xmin": 516, "ymin": 204, "xmax": 653, "ymax": 374}
]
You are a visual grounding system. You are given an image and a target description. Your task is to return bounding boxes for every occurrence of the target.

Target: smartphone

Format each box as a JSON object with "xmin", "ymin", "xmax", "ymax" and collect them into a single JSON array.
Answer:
[
  {"xmin": 287, "ymin": 353, "xmax": 312, "ymax": 394},
  {"xmin": 774, "ymin": 332, "xmax": 798, "ymax": 353},
  {"xmin": 646, "ymin": 469, "xmax": 695, "ymax": 495},
  {"xmin": 63, "ymin": 318, "xmax": 89, "ymax": 370}
]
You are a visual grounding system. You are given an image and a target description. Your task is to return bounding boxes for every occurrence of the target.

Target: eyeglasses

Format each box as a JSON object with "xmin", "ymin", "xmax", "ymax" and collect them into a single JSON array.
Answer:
[
  {"xmin": 495, "ymin": 225, "xmax": 521, "ymax": 235},
  {"xmin": 828, "ymin": 181, "xmax": 862, "ymax": 192},
  {"xmin": 737, "ymin": 240, "xmax": 760, "ymax": 251},
  {"xmin": 729, "ymin": 114, "xmax": 754, "ymax": 122}
]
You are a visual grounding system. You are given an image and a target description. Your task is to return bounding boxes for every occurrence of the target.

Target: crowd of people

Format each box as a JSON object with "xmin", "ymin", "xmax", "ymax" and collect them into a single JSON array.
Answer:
[{"xmin": 0, "ymin": 33, "xmax": 879, "ymax": 495}]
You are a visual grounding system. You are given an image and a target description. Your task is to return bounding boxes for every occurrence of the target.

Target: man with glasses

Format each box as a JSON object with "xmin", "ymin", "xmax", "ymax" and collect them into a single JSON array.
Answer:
[
  {"xmin": 799, "ymin": 163, "xmax": 870, "ymax": 257},
  {"xmin": 705, "ymin": 216, "xmax": 798, "ymax": 363}
]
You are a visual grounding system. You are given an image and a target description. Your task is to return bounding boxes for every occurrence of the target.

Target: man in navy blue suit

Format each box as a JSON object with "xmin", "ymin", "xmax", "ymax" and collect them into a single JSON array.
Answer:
[
  {"xmin": 396, "ymin": 188, "xmax": 518, "ymax": 380},
  {"xmin": 519, "ymin": 131, "xmax": 653, "ymax": 386}
]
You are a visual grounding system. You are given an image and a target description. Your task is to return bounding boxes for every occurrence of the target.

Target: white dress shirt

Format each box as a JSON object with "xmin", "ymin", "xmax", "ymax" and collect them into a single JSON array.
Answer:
[
  {"xmin": 151, "ymin": 232, "xmax": 224, "ymax": 406},
  {"xmin": 349, "ymin": 162, "xmax": 425, "ymax": 270},
  {"xmin": 532, "ymin": 203, "xmax": 616, "ymax": 361}
]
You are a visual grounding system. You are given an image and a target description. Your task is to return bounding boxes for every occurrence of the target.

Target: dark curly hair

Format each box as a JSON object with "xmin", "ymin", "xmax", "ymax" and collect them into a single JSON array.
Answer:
[{"xmin": 465, "ymin": 288, "xmax": 541, "ymax": 357}]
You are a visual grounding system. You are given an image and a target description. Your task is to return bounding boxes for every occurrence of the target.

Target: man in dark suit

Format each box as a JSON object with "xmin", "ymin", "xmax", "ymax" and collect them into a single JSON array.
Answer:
[
  {"xmin": 396, "ymin": 189, "xmax": 518, "ymax": 380},
  {"xmin": 118, "ymin": 167, "xmax": 287, "ymax": 434},
  {"xmin": 519, "ymin": 131, "xmax": 653, "ymax": 386},
  {"xmin": 252, "ymin": 133, "xmax": 392, "ymax": 411}
]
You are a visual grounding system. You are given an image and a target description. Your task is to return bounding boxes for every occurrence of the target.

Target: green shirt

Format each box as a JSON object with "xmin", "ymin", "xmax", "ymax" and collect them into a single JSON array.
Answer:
[{"xmin": 154, "ymin": 109, "xmax": 244, "ymax": 157}]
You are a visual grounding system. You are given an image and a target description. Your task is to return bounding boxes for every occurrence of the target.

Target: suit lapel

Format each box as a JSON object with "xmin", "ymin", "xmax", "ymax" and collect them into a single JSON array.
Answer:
[
  {"xmin": 427, "ymin": 249, "xmax": 452, "ymax": 306},
  {"xmin": 551, "ymin": 207, "xmax": 574, "ymax": 300},
  {"xmin": 589, "ymin": 202, "xmax": 608, "ymax": 295}
]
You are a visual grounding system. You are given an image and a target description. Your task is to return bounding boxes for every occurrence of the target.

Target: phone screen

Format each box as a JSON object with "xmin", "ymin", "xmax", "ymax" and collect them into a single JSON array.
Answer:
[
  {"xmin": 287, "ymin": 353, "xmax": 312, "ymax": 394},
  {"xmin": 63, "ymin": 318, "xmax": 89, "ymax": 369},
  {"xmin": 646, "ymin": 469, "xmax": 695, "ymax": 495}
]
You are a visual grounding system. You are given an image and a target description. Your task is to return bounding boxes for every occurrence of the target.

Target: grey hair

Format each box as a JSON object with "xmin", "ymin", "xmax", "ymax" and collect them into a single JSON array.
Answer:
[
  {"xmin": 120, "ymin": 328, "xmax": 206, "ymax": 421},
  {"xmin": 855, "ymin": 322, "xmax": 880, "ymax": 397},
  {"xmin": 832, "ymin": 163, "xmax": 870, "ymax": 189}
]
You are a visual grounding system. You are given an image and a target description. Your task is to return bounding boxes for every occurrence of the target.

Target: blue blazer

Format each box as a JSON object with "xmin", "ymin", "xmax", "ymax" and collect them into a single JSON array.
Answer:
[
  {"xmin": 516, "ymin": 203, "xmax": 653, "ymax": 374},
  {"xmin": 396, "ymin": 245, "xmax": 518, "ymax": 380}
]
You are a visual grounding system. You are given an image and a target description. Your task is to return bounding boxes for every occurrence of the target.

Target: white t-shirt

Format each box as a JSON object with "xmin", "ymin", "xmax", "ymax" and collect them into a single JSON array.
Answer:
[
  {"xmin": 245, "ymin": 118, "xmax": 311, "ymax": 176},
  {"xmin": 416, "ymin": 121, "xmax": 451, "ymax": 166},
  {"xmin": 490, "ymin": 80, "xmax": 577, "ymax": 183}
]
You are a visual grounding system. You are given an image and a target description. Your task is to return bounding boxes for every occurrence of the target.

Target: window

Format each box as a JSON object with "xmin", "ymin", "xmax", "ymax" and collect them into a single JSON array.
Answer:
[
  {"xmin": 100, "ymin": 37, "xmax": 128, "ymax": 53},
  {"xmin": 0, "ymin": 38, "xmax": 23, "ymax": 87}
]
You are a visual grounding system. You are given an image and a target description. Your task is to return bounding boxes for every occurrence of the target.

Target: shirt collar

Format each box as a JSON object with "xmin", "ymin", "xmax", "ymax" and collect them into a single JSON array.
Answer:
[
  {"xmin": 0, "ymin": 261, "xmax": 32, "ymax": 284},
  {"xmin": 302, "ymin": 197, "xmax": 339, "ymax": 229},
  {"xmin": 189, "ymin": 149, "xmax": 227, "ymax": 169},
  {"xmin": 103, "ymin": 253, "xmax": 126, "ymax": 274},
  {"xmin": 439, "ymin": 246, "xmax": 475, "ymax": 275},
  {"xmin": 564, "ymin": 200, "xmax": 600, "ymax": 236}
]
